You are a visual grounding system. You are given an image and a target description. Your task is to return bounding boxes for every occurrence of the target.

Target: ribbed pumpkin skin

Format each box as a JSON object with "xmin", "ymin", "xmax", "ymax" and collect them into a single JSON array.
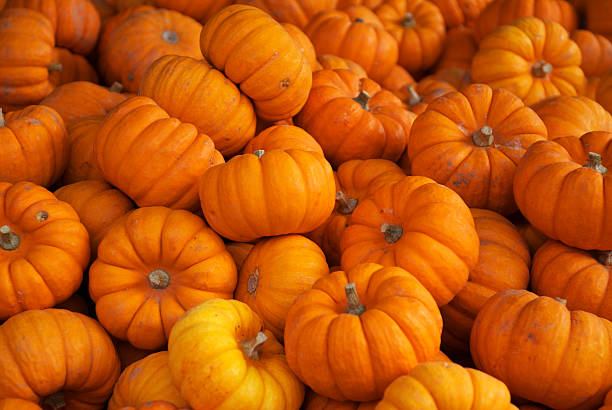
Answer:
[
  {"xmin": 108, "ymin": 352, "xmax": 188, "ymax": 410},
  {"xmin": 97, "ymin": 4, "xmax": 155, "ymax": 52},
  {"xmin": 0, "ymin": 309, "xmax": 120, "ymax": 408},
  {"xmin": 225, "ymin": 242, "xmax": 255, "ymax": 271},
  {"xmin": 89, "ymin": 206, "xmax": 237, "ymax": 350},
  {"xmin": 303, "ymin": 390, "xmax": 377, "ymax": 410},
  {"xmin": 6, "ymin": 0, "xmax": 101, "ymax": 54},
  {"xmin": 517, "ymin": 222, "xmax": 549, "ymax": 256},
  {"xmin": 243, "ymin": 125, "xmax": 323, "ymax": 155},
  {"xmin": 48, "ymin": 48, "xmax": 98, "ymax": 86},
  {"xmin": 441, "ymin": 209, "xmax": 531, "ymax": 354},
  {"xmin": 376, "ymin": 362, "xmax": 517, "ymax": 410},
  {"xmin": 199, "ymin": 149, "xmax": 335, "ymax": 242},
  {"xmin": 571, "ymin": 30, "xmax": 612, "ymax": 77},
  {"xmin": 54, "ymin": 180, "xmax": 135, "ymax": 256},
  {"xmin": 0, "ymin": 398, "xmax": 42, "ymax": 409},
  {"xmin": 586, "ymin": 0, "xmax": 612, "ymax": 42},
  {"xmin": 429, "ymin": 0, "xmax": 493, "ymax": 28},
  {"xmin": 408, "ymin": 84, "xmax": 548, "ymax": 215},
  {"xmin": 472, "ymin": 18, "xmax": 585, "ymax": 107},
  {"xmin": 284, "ymin": 263, "xmax": 443, "ymax": 402},
  {"xmin": 117, "ymin": 402, "xmax": 184, "ymax": 410},
  {"xmin": 62, "ymin": 115, "xmax": 106, "ymax": 184},
  {"xmin": 471, "ymin": 290, "xmax": 612, "ymax": 409},
  {"xmin": 200, "ymin": 5, "xmax": 312, "ymax": 121},
  {"xmin": 1, "ymin": 104, "xmax": 69, "ymax": 187},
  {"xmin": 596, "ymin": 70, "xmax": 612, "ymax": 114},
  {"xmin": 94, "ymin": 96, "xmax": 222, "ymax": 210},
  {"xmin": 376, "ymin": 0, "xmax": 446, "ymax": 75},
  {"xmin": 282, "ymin": 23, "xmax": 319, "ymax": 70},
  {"xmin": 0, "ymin": 8, "xmax": 56, "ymax": 112},
  {"xmin": 99, "ymin": 9, "xmax": 203, "ymax": 92},
  {"xmin": 40, "ymin": 81, "xmax": 127, "ymax": 124},
  {"xmin": 532, "ymin": 95, "xmax": 612, "ymax": 139},
  {"xmin": 377, "ymin": 65, "xmax": 416, "ymax": 97},
  {"xmin": 532, "ymin": 241, "xmax": 612, "ymax": 321},
  {"xmin": 304, "ymin": 7, "xmax": 398, "ymax": 83},
  {"xmin": 153, "ymin": 0, "xmax": 232, "ymax": 22},
  {"xmin": 296, "ymin": 69, "xmax": 416, "ymax": 167},
  {"xmin": 473, "ymin": 0, "xmax": 577, "ymax": 41},
  {"xmin": 316, "ymin": 55, "xmax": 369, "ymax": 78},
  {"xmin": 235, "ymin": 0, "xmax": 337, "ymax": 28},
  {"xmin": 436, "ymin": 26, "xmax": 478, "ymax": 71},
  {"xmin": 235, "ymin": 234, "xmax": 329, "ymax": 340},
  {"xmin": 340, "ymin": 176, "xmax": 480, "ymax": 306},
  {"xmin": 513, "ymin": 134, "xmax": 612, "ymax": 251},
  {"xmin": 168, "ymin": 299, "xmax": 305, "ymax": 410},
  {"xmin": 139, "ymin": 55, "xmax": 256, "ymax": 157},
  {"xmin": 395, "ymin": 76, "xmax": 457, "ymax": 116}
]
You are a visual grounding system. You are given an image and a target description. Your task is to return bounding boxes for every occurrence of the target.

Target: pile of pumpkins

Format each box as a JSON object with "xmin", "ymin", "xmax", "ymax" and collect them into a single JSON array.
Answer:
[{"xmin": 0, "ymin": 0, "xmax": 611, "ymax": 409}]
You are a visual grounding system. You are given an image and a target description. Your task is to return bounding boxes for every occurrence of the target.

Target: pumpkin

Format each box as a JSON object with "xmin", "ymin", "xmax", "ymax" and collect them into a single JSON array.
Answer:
[
  {"xmin": 377, "ymin": 65, "xmax": 416, "ymax": 97},
  {"xmin": 225, "ymin": 242, "xmax": 255, "ymax": 271},
  {"xmin": 376, "ymin": 0, "xmax": 446, "ymax": 75},
  {"xmin": 285, "ymin": 263, "xmax": 443, "ymax": 401},
  {"xmin": 168, "ymin": 298, "xmax": 305, "ymax": 409},
  {"xmin": 62, "ymin": 115, "xmax": 105, "ymax": 184},
  {"xmin": 89, "ymin": 206, "xmax": 237, "ymax": 350},
  {"xmin": 243, "ymin": 125, "xmax": 324, "ymax": 155},
  {"xmin": 316, "ymin": 54, "xmax": 368, "ymax": 78},
  {"xmin": 117, "ymin": 402, "xmax": 186, "ymax": 410},
  {"xmin": 98, "ymin": 9, "xmax": 203, "ymax": 92},
  {"xmin": 571, "ymin": 30, "xmax": 612, "ymax": 78},
  {"xmin": 337, "ymin": 0, "xmax": 384, "ymax": 8},
  {"xmin": 305, "ymin": 6, "xmax": 399, "ymax": 82},
  {"xmin": 108, "ymin": 352, "xmax": 189, "ymax": 410},
  {"xmin": 596, "ymin": 69, "xmax": 612, "ymax": 114},
  {"xmin": 440, "ymin": 208, "xmax": 531, "ymax": 354},
  {"xmin": 532, "ymin": 95, "xmax": 612, "ymax": 139},
  {"xmin": 139, "ymin": 55, "xmax": 256, "ymax": 157},
  {"xmin": 1, "ymin": 104, "xmax": 69, "ymax": 187},
  {"xmin": 307, "ymin": 159, "xmax": 406, "ymax": 266},
  {"xmin": 429, "ymin": 0, "xmax": 493, "ymax": 27},
  {"xmin": 395, "ymin": 75, "xmax": 457, "ymax": 116},
  {"xmin": 340, "ymin": 175, "xmax": 479, "ymax": 306},
  {"xmin": 513, "ymin": 133, "xmax": 612, "ymax": 250},
  {"xmin": 0, "ymin": 182, "xmax": 90, "ymax": 319},
  {"xmin": 436, "ymin": 26, "xmax": 478, "ymax": 71},
  {"xmin": 40, "ymin": 81, "xmax": 127, "ymax": 124},
  {"xmin": 585, "ymin": 0, "xmax": 612, "ymax": 42},
  {"xmin": 471, "ymin": 290, "xmax": 612, "ymax": 409},
  {"xmin": 0, "ymin": 399, "xmax": 42, "ymax": 410},
  {"xmin": 473, "ymin": 0, "xmax": 577, "ymax": 41},
  {"xmin": 235, "ymin": 0, "xmax": 337, "ymax": 28},
  {"xmin": 90, "ymin": 0, "xmax": 115, "ymax": 23},
  {"xmin": 94, "ymin": 96, "xmax": 223, "ymax": 210},
  {"xmin": 431, "ymin": 67, "xmax": 473, "ymax": 88},
  {"xmin": 0, "ymin": 309, "xmax": 120, "ymax": 408},
  {"xmin": 283, "ymin": 22, "xmax": 319, "ymax": 71},
  {"xmin": 199, "ymin": 149, "xmax": 335, "ymax": 242},
  {"xmin": 408, "ymin": 83, "xmax": 548, "ymax": 215},
  {"xmin": 153, "ymin": 0, "xmax": 232, "ymax": 23},
  {"xmin": 48, "ymin": 48, "xmax": 98, "ymax": 86},
  {"xmin": 235, "ymin": 234, "xmax": 329, "ymax": 340},
  {"xmin": 109, "ymin": 0, "xmax": 153, "ymax": 10},
  {"xmin": 296, "ymin": 68, "xmax": 416, "ymax": 167},
  {"xmin": 6, "ymin": 0, "xmax": 100, "ymax": 55},
  {"xmin": 517, "ymin": 222, "xmax": 549, "ymax": 256},
  {"xmin": 376, "ymin": 361, "xmax": 518, "ymax": 410},
  {"xmin": 303, "ymin": 390, "xmax": 377, "ymax": 410},
  {"xmin": 532, "ymin": 240, "xmax": 612, "ymax": 321},
  {"xmin": 601, "ymin": 390, "xmax": 612, "ymax": 410},
  {"xmin": 200, "ymin": 4, "xmax": 312, "ymax": 121},
  {"xmin": 54, "ymin": 180, "xmax": 135, "ymax": 256},
  {"xmin": 97, "ymin": 4, "xmax": 155, "ymax": 54},
  {"xmin": 0, "ymin": 8, "xmax": 58, "ymax": 112},
  {"xmin": 472, "ymin": 17, "xmax": 585, "ymax": 107}
]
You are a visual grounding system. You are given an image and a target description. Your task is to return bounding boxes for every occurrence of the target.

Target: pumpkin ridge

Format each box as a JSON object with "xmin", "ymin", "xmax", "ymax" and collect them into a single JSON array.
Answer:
[
  {"xmin": 442, "ymin": 148, "xmax": 477, "ymax": 186},
  {"xmin": 285, "ymin": 151, "xmax": 314, "ymax": 231},
  {"xmin": 64, "ymin": 312, "xmax": 96, "ymax": 390}
]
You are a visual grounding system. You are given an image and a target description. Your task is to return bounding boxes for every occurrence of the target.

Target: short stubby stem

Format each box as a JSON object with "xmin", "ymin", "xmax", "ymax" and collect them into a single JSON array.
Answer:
[
  {"xmin": 402, "ymin": 12, "xmax": 416, "ymax": 28},
  {"xmin": 241, "ymin": 331, "xmax": 268, "ymax": 360},
  {"xmin": 0, "ymin": 225, "xmax": 20, "ymax": 251},
  {"xmin": 43, "ymin": 392, "xmax": 65, "ymax": 410},
  {"xmin": 405, "ymin": 84, "xmax": 422, "ymax": 106},
  {"xmin": 584, "ymin": 152, "xmax": 608, "ymax": 174},
  {"xmin": 162, "ymin": 30, "xmax": 179, "ymax": 44},
  {"xmin": 148, "ymin": 269, "xmax": 170, "ymax": 289},
  {"xmin": 109, "ymin": 82, "xmax": 124, "ymax": 93},
  {"xmin": 0, "ymin": 108, "xmax": 4, "ymax": 127},
  {"xmin": 472, "ymin": 125, "xmax": 494, "ymax": 147},
  {"xmin": 532, "ymin": 60, "xmax": 553, "ymax": 78},
  {"xmin": 353, "ymin": 89, "xmax": 371, "ymax": 111},
  {"xmin": 381, "ymin": 222, "xmax": 403, "ymax": 244},
  {"xmin": 336, "ymin": 191, "xmax": 358, "ymax": 215},
  {"xmin": 599, "ymin": 251, "xmax": 612, "ymax": 267},
  {"xmin": 555, "ymin": 297, "xmax": 567, "ymax": 306},
  {"xmin": 48, "ymin": 62, "xmax": 63, "ymax": 72},
  {"xmin": 345, "ymin": 283, "xmax": 366, "ymax": 315}
]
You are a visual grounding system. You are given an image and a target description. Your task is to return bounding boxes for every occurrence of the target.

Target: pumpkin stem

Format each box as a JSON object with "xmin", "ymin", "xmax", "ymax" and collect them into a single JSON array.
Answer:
[
  {"xmin": 43, "ymin": 392, "xmax": 65, "ymax": 410},
  {"xmin": 0, "ymin": 225, "xmax": 20, "ymax": 251},
  {"xmin": 162, "ymin": 30, "xmax": 179, "ymax": 44},
  {"xmin": 381, "ymin": 222, "xmax": 403, "ymax": 244},
  {"xmin": 584, "ymin": 152, "xmax": 608, "ymax": 174},
  {"xmin": 253, "ymin": 149, "xmax": 265, "ymax": 158},
  {"xmin": 0, "ymin": 108, "xmax": 4, "ymax": 127},
  {"xmin": 472, "ymin": 125, "xmax": 494, "ymax": 147},
  {"xmin": 109, "ymin": 82, "xmax": 124, "ymax": 93},
  {"xmin": 402, "ymin": 12, "xmax": 416, "ymax": 28},
  {"xmin": 598, "ymin": 251, "xmax": 612, "ymax": 266},
  {"xmin": 148, "ymin": 269, "xmax": 170, "ymax": 289},
  {"xmin": 555, "ymin": 297, "xmax": 567, "ymax": 306},
  {"xmin": 48, "ymin": 61, "xmax": 63, "ymax": 72},
  {"xmin": 355, "ymin": 17, "xmax": 364, "ymax": 23},
  {"xmin": 345, "ymin": 282, "xmax": 366, "ymax": 315},
  {"xmin": 241, "ymin": 331, "xmax": 268, "ymax": 360},
  {"xmin": 336, "ymin": 191, "xmax": 358, "ymax": 214},
  {"xmin": 532, "ymin": 61, "xmax": 553, "ymax": 78},
  {"xmin": 405, "ymin": 84, "xmax": 422, "ymax": 106},
  {"xmin": 353, "ymin": 89, "xmax": 371, "ymax": 111},
  {"xmin": 247, "ymin": 267, "xmax": 259, "ymax": 295}
]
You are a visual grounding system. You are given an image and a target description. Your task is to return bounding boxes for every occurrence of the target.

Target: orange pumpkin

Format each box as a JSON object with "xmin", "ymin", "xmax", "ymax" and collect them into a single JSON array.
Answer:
[
  {"xmin": 441, "ymin": 208, "xmax": 531, "ymax": 354},
  {"xmin": 513, "ymin": 132, "xmax": 612, "ymax": 250},
  {"xmin": 472, "ymin": 17, "xmax": 585, "ymax": 106},
  {"xmin": 54, "ymin": 180, "xmax": 135, "ymax": 256},
  {"xmin": 470, "ymin": 290, "xmax": 612, "ymax": 409},
  {"xmin": 0, "ymin": 309, "xmax": 120, "ymax": 408},
  {"xmin": 376, "ymin": 0, "xmax": 446, "ymax": 75},
  {"xmin": 395, "ymin": 75, "xmax": 457, "ymax": 116},
  {"xmin": 303, "ymin": 390, "xmax": 377, "ymax": 410},
  {"xmin": 235, "ymin": 0, "xmax": 337, "ymax": 28},
  {"xmin": 97, "ymin": 4, "xmax": 155, "ymax": 53},
  {"xmin": 408, "ymin": 83, "xmax": 548, "ymax": 215},
  {"xmin": 304, "ymin": 6, "xmax": 399, "ymax": 82},
  {"xmin": 517, "ymin": 222, "xmax": 549, "ymax": 256},
  {"xmin": 585, "ymin": 0, "xmax": 612, "ymax": 42},
  {"xmin": 596, "ymin": 69, "xmax": 612, "ymax": 114},
  {"xmin": 429, "ymin": 0, "xmax": 493, "ymax": 27},
  {"xmin": 571, "ymin": 30, "xmax": 612, "ymax": 78},
  {"xmin": 284, "ymin": 263, "xmax": 443, "ymax": 401},
  {"xmin": 89, "ymin": 206, "xmax": 237, "ymax": 350},
  {"xmin": 337, "ymin": 0, "xmax": 384, "ymax": 8},
  {"xmin": 225, "ymin": 242, "xmax": 255, "ymax": 271},
  {"xmin": 117, "ymin": 402, "xmax": 185, "ymax": 410},
  {"xmin": 243, "ymin": 125, "xmax": 324, "ymax": 154},
  {"xmin": 376, "ymin": 65, "xmax": 416, "ymax": 97},
  {"xmin": 296, "ymin": 68, "xmax": 416, "ymax": 167},
  {"xmin": 200, "ymin": 5, "xmax": 312, "ymax": 121},
  {"xmin": 199, "ymin": 149, "xmax": 335, "ymax": 242},
  {"xmin": 436, "ymin": 26, "xmax": 478, "ymax": 71},
  {"xmin": 99, "ymin": 9, "xmax": 203, "ymax": 92},
  {"xmin": 62, "ymin": 115, "xmax": 106, "ymax": 184},
  {"xmin": 283, "ymin": 22, "xmax": 319, "ymax": 71},
  {"xmin": 0, "ymin": 182, "xmax": 90, "ymax": 319},
  {"xmin": 139, "ymin": 55, "xmax": 256, "ymax": 157},
  {"xmin": 48, "ymin": 48, "xmax": 98, "ymax": 86},
  {"xmin": 108, "ymin": 352, "xmax": 189, "ymax": 410},
  {"xmin": 153, "ymin": 0, "xmax": 232, "ymax": 23},
  {"xmin": 340, "ymin": 176, "xmax": 480, "ymax": 306},
  {"xmin": 94, "ymin": 96, "xmax": 222, "ymax": 210},
  {"xmin": 316, "ymin": 54, "xmax": 369, "ymax": 78},
  {"xmin": 601, "ymin": 390, "xmax": 612, "ymax": 410},
  {"xmin": 90, "ymin": 0, "xmax": 115, "ymax": 23},
  {"xmin": 0, "ymin": 399, "xmax": 42, "ymax": 410}
]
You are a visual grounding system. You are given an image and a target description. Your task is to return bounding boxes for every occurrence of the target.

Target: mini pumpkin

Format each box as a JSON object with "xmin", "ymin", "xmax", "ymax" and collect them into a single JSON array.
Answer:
[
  {"xmin": 316, "ymin": 54, "xmax": 368, "ymax": 78},
  {"xmin": 436, "ymin": 26, "xmax": 478, "ymax": 71},
  {"xmin": 283, "ymin": 22, "xmax": 319, "ymax": 70},
  {"xmin": 517, "ymin": 222, "xmax": 549, "ymax": 256},
  {"xmin": 235, "ymin": 0, "xmax": 337, "ymax": 28},
  {"xmin": 376, "ymin": 65, "xmax": 416, "ymax": 97},
  {"xmin": 596, "ymin": 69, "xmax": 612, "ymax": 114},
  {"xmin": 571, "ymin": 30, "xmax": 612, "ymax": 78},
  {"xmin": 89, "ymin": 206, "xmax": 237, "ymax": 350},
  {"xmin": 0, "ymin": 399, "xmax": 42, "ymax": 410},
  {"xmin": 153, "ymin": 0, "xmax": 233, "ymax": 23},
  {"xmin": 48, "ymin": 48, "xmax": 99, "ymax": 86},
  {"xmin": 395, "ymin": 75, "xmax": 457, "ymax": 116},
  {"xmin": 585, "ymin": 0, "xmax": 612, "ymax": 42},
  {"xmin": 429, "ymin": 0, "xmax": 493, "ymax": 27},
  {"xmin": 62, "ymin": 115, "xmax": 106, "ymax": 184},
  {"xmin": 225, "ymin": 242, "xmax": 255, "ymax": 271},
  {"xmin": 243, "ymin": 125, "xmax": 324, "ymax": 155},
  {"xmin": 117, "ymin": 402, "xmax": 186, "ymax": 410},
  {"xmin": 303, "ymin": 390, "xmax": 377, "ymax": 410}
]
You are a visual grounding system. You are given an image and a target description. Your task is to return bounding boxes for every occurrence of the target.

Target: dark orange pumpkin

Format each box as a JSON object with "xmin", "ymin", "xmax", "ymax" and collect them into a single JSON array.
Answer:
[
  {"xmin": 596, "ymin": 69, "xmax": 612, "ymax": 114},
  {"xmin": 48, "ymin": 48, "xmax": 98, "ymax": 86},
  {"xmin": 235, "ymin": 0, "xmax": 337, "ymax": 28},
  {"xmin": 225, "ymin": 242, "xmax": 255, "ymax": 271},
  {"xmin": 517, "ymin": 222, "xmax": 549, "ymax": 256},
  {"xmin": 153, "ymin": 0, "xmax": 233, "ymax": 23},
  {"xmin": 376, "ymin": 65, "xmax": 416, "ymax": 97},
  {"xmin": 62, "ymin": 115, "xmax": 106, "ymax": 184},
  {"xmin": 436, "ymin": 26, "xmax": 478, "ymax": 71},
  {"xmin": 316, "ymin": 54, "xmax": 368, "ymax": 78},
  {"xmin": 243, "ymin": 125, "xmax": 324, "ymax": 154},
  {"xmin": 429, "ymin": 0, "xmax": 493, "ymax": 27},
  {"xmin": 571, "ymin": 30, "xmax": 612, "ymax": 78},
  {"xmin": 302, "ymin": 390, "xmax": 377, "ymax": 410},
  {"xmin": 585, "ymin": 0, "xmax": 612, "ymax": 42}
]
